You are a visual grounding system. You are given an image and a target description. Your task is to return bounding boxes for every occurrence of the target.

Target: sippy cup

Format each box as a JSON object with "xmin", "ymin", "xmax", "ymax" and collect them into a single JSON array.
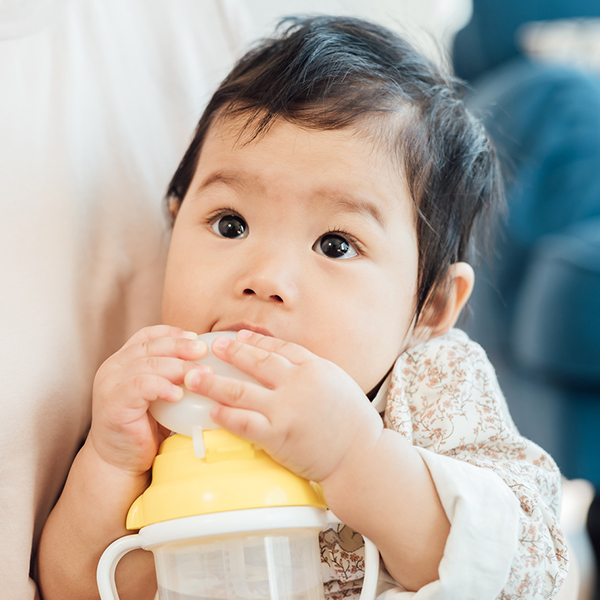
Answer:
[{"xmin": 97, "ymin": 331, "xmax": 380, "ymax": 600}]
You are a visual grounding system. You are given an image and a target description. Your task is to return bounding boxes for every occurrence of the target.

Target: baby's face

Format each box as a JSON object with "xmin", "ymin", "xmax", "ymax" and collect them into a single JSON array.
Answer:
[{"xmin": 163, "ymin": 116, "xmax": 419, "ymax": 393}]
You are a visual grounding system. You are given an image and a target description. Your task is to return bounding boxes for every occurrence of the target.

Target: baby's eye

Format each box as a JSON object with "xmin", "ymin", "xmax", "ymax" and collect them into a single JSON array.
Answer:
[
  {"xmin": 313, "ymin": 233, "xmax": 358, "ymax": 259},
  {"xmin": 211, "ymin": 213, "xmax": 248, "ymax": 239}
]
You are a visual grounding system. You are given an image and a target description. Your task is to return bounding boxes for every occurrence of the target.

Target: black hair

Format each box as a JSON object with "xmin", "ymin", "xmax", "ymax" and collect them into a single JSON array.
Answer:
[{"xmin": 167, "ymin": 15, "xmax": 503, "ymax": 324}]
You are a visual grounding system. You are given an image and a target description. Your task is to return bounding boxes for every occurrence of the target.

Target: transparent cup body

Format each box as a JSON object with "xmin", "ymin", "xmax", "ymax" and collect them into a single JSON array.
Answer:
[{"xmin": 153, "ymin": 529, "xmax": 325, "ymax": 600}]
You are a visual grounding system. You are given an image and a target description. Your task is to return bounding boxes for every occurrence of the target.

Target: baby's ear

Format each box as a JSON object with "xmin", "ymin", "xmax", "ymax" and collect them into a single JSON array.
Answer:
[
  {"xmin": 413, "ymin": 262, "xmax": 474, "ymax": 342},
  {"xmin": 169, "ymin": 199, "xmax": 181, "ymax": 219}
]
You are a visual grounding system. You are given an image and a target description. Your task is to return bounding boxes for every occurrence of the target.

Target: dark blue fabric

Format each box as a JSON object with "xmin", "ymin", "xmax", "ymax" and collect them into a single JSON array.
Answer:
[
  {"xmin": 459, "ymin": 59, "xmax": 600, "ymax": 484},
  {"xmin": 467, "ymin": 59, "xmax": 600, "ymax": 358},
  {"xmin": 514, "ymin": 220, "xmax": 600, "ymax": 388},
  {"xmin": 484, "ymin": 64, "xmax": 600, "ymax": 244},
  {"xmin": 511, "ymin": 221, "xmax": 600, "ymax": 485},
  {"xmin": 453, "ymin": 0, "xmax": 600, "ymax": 81}
]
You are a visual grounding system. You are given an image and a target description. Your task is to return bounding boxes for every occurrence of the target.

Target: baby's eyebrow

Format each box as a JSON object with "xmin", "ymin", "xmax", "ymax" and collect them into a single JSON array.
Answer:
[
  {"xmin": 319, "ymin": 193, "xmax": 386, "ymax": 230},
  {"xmin": 194, "ymin": 170, "xmax": 386, "ymax": 230},
  {"xmin": 193, "ymin": 170, "xmax": 262, "ymax": 197}
]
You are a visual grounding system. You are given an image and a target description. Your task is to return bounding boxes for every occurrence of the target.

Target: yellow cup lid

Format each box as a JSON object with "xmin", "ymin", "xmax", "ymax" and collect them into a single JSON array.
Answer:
[{"xmin": 127, "ymin": 431, "xmax": 326, "ymax": 530}]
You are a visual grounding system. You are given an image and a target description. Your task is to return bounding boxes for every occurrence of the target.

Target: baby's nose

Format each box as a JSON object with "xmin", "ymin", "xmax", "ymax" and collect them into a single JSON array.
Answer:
[
  {"xmin": 242, "ymin": 287, "xmax": 284, "ymax": 303},
  {"xmin": 234, "ymin": 252, "xmax": 299, "ymax": 306}
]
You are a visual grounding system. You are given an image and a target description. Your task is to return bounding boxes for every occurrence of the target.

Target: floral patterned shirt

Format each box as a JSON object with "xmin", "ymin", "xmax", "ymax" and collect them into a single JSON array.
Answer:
[{"xmin": 319, "ymin": 329, "xmax": 568, "ymax": 600}]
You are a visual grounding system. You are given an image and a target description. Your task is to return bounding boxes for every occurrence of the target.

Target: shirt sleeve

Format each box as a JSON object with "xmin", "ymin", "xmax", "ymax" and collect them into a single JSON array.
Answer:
[{"xmin": 381, "ymin": 329, "xmax": 569, "ymax": 599}]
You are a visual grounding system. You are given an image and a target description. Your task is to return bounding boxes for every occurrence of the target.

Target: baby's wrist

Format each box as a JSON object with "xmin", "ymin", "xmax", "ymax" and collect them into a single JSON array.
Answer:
[
  {"xmin": 83, "ymin": 436, "xmax": 152, "ymax": 487},
  {"xmin": 59, "ymin": 437, "xmax": 153, "ymax": 549},
  {"xmin": 318, "ymin": 419, "xmax": 384, "ymax": 512}
]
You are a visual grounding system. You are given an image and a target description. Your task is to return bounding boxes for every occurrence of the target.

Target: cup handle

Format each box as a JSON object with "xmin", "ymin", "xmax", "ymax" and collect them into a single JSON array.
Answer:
[
  {"xmin": 96, "ymin": 534, "xmax": 144, "ymax": 600},
  {"xmin": 324, "ymin": 512, "xmax": 380, "ymax": 600}
]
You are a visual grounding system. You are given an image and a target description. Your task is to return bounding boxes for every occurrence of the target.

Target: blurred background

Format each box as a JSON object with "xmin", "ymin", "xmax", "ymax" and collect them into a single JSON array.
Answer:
[{"xmin": 451, "ymin": 3, "xmax": 600, "ymax": 599}]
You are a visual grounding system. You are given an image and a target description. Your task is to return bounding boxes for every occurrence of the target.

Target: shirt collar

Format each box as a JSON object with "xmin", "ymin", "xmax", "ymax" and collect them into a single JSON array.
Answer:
[{"xmin": 371, "ymin": 370, "xmax": 392, "ymax": 413}]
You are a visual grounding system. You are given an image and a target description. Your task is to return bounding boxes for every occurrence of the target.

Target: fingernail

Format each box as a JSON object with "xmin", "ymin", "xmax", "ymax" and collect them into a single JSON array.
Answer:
[
  {"xmin": 213, "ymin": 336, "xmax": 231, "ymax": 351},
  {"xmin": 172, "ymin": 386, "xmax": 185, "ymax": 400},
  {"xmin": 185, "ymin": 370, "xmax": 202, "ymax": 388},
  {"xmin": 210, "ymin": 405, "xmax": 221, "ymax": 422},
  {"xmin": 181, "ymin": 331, "xmax": 199, "ymax": 340},
  {"xmin": 190, "ymin": 340, "xmax": 206, "ymax": 352},
  {"xmin": 237, "ymin": 329, "xmax": 252, "ymax": 340}
]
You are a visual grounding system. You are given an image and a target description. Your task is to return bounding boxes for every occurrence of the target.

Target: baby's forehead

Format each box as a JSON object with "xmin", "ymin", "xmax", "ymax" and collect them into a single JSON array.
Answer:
[
  {"xmin": 193, "ymin": 112, "xmax": 416, "ymax": 232},
  {"xmin": 204, "ymin": 108, "xmax": 409, "ymax": 182}
]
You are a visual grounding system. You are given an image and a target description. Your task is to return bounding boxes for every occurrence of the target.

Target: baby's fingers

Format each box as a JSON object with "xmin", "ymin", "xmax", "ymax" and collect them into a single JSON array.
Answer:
[
  {"xmin": 210, "ymin": 404, "xmax": 272, "ymax": 445},
  {"xmin": 184, "ymin": 370, "xmax": 269, "ymax": 413},
  {"xmin": 211, "ymin": 337, "xmax": 290, "ymax": 388},
  {"xmin": 112, "ymin": 374, "xmax": 186, "ymax": 415},
  {"xmin": 121, "ymin": 356, "xmax": 212, "ymax": 387},
  {"xmin": 119, "ymin": 334, "xmax": 208, "ymax": 366},
  {"xmin": 122, "ymin": 325, "xmax": 198, "ymax": 349},
  {"xmin": 236, "ymin": 330, "xmax": 313, "ymax": 365}
]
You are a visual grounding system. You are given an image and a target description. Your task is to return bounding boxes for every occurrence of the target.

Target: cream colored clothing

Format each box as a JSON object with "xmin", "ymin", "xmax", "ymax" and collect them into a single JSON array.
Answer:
[
  {"xmin": 0, "ymin": 1, "xmax": 252, "ymax": 598},
  {"xmin": 320, "ymin": 329, "xmax": 568, "ymax": 600}
]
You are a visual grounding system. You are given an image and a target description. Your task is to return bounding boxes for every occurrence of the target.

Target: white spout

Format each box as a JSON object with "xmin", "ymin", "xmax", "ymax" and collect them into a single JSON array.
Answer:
[{"xmin": 149, "ymin": 331, "xmax": 260, "ymax": 439}]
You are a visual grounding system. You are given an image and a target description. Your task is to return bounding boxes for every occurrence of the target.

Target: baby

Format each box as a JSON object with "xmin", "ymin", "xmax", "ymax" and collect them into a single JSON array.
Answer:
[{"xmin": 38, "ymin": 16, "xmax": 568, "ymax": 600}]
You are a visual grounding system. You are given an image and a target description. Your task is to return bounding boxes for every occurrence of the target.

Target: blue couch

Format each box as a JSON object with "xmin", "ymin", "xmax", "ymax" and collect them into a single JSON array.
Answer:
[{"xmin": 453, "ymin": 2, "xmax": 600, "ymax": 486}]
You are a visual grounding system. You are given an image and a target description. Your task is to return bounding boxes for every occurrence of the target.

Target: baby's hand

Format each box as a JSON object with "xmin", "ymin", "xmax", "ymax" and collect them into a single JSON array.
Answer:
[
  {"xmin": 90, "ymin": 325, "xmax": 209, "ymax": 475},
  {"xmin": 184, "ymin": 330, "xmax": 384, "ymax": 483}
]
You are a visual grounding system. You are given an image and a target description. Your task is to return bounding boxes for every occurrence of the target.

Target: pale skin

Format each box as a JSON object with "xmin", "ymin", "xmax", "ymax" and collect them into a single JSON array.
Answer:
[{"xmin": 38, "ymin": 116, "xmax": 474, "ymax": 599}]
